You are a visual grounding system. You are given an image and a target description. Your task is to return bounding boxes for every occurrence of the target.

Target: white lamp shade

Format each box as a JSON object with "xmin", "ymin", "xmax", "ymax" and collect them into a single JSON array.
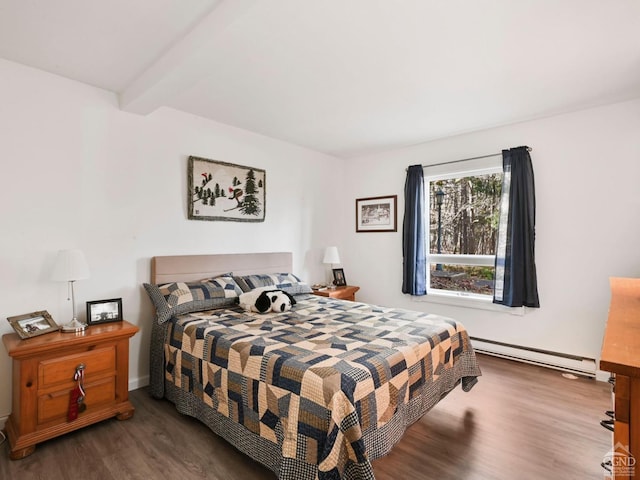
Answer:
[
  {"xmin": 323, "ymin": 246, "xmax": 341, "ymax": 265},
  {"xmin": 51, "ymin": 249, "xmax": 90, "ymax": 281}
]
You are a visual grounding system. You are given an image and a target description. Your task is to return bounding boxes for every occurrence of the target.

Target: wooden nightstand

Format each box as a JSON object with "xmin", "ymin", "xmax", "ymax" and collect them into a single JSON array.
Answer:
[
  {"xmin": 2, "ymin": 320, "xmax": 139, "ymax": 460},
  {"xmin": 312, "ymin": 285, "xmax": 360, "ymax": 301}
]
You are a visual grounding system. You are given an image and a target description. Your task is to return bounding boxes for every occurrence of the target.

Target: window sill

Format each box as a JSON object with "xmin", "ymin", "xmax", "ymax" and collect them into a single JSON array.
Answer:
[{"xmin": 411, "ymin": 291, "xmax": 525, "ymax": 316}]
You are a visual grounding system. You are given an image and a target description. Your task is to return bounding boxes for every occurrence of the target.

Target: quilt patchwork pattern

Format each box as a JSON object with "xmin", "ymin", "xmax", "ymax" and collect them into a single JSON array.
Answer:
[
  {"xmin": 164, "ymin": 295, "xmax": 480, "ymax": 479},
  {"xmin": 233, "ymin": 272, "xmax": 313, "ymax": 295},
  {"xmin": 158, "ymin": 276, "xmax": 241, "ymax": 307},
  {"xmin": 144, "ymin": 275, "xmax": 243, "ymax": 323}
]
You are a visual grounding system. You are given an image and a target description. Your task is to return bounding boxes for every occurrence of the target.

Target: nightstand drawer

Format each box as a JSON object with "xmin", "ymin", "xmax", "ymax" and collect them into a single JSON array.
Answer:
[
  {"xmin": 37, "ymin": 377, "xmax": 116, "ymax": 425},
  {"xmin": 38, "ymin": 346, "xmax": 116, "ymax": 390}
]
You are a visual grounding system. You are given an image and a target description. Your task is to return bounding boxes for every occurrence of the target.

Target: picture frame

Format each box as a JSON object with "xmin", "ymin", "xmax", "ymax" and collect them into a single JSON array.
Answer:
[
  {"xmin": 356, "ymin": 195, "xmax": 397, "ymax": 232},
  {"xmin": 188, "ymin": 156, "xmax": 266, "ymax": 222},
  {"xmin": 86, "ymin": 298, "xmax": 123, "ymax": 325},
  {"xmin": 7, "ymin": 310, "xmax": 59, "ymax": 339},
  {"xmin": 332, "ymin": 268, "xmax": 347, "ymax": 287}
]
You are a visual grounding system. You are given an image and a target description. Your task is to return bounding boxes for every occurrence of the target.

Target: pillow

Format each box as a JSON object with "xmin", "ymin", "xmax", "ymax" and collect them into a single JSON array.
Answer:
[
  {"xmin": 144, "ymin": 275, "xmax": 243, "ymax": 324},
  {"xmin": 233, "ymin": 273, "xmax": 313, "ymax": 295}
]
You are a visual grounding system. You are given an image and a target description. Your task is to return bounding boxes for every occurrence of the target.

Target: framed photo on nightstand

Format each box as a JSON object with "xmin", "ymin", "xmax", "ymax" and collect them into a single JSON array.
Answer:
[
  {"xmin": 87, "ymin": 298, "xmax": 123, "ymax": 325},
  {"xmin": 7, "ymin": 310, "xmax": 59, "ymax": 339},
  {"xmin": 332, "ymin": 268, "xmax": 347, "ymax": 287}
]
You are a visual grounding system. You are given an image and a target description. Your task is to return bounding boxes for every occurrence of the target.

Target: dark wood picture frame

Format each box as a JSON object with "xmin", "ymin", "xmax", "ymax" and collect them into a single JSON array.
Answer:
[
  {"xmin": 7, "ymin": 310, "xmax": 59, "ymax": 339},
  {"xmin": 355, "ymin": 195, "xmax": 397, "ymax": 232},
  {"xmin": 332, "ymin": 268, "xmax": 347, "ymax": 287},
  {"xmin": 86, "ymin": 298, "xmax": 123, "ymax": 325}
]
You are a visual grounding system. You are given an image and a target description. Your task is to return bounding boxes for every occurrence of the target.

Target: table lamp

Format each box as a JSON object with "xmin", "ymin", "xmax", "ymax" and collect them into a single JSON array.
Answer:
[
  {"xmin": 323, "ymin": 246, "xmax": 341, "ymax": 288},
  {"xmin": 51, "ymin": 249, "xmax": 90, "ymax": 333}
]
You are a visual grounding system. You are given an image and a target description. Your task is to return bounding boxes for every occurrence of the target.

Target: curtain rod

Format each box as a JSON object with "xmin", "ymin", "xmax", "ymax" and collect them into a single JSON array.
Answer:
[{"xmin": 412, "ymin": 146, "xmax": 532, "ymax": 170}]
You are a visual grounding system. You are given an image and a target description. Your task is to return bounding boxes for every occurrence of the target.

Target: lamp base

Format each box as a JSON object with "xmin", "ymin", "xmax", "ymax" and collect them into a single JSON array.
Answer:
[{"xmin": 60, "ymin": 318, "xmax": 87, "ymax": 333}]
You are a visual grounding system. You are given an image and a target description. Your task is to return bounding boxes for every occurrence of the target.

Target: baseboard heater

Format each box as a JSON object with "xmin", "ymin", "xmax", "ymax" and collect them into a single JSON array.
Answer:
[{"xmin": 470, "ymin": 337, "xmax": 597, "ymax": 377}]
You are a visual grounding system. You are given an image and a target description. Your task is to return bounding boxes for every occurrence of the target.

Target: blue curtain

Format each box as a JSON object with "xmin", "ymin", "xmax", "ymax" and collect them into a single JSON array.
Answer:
[
  {"xmin": 494, "ymin": 146, "xmax": 540, "ymax": 307},
  {"xmin": 402, "ymin": 165, "xmax": 427, "ymax": 295}
]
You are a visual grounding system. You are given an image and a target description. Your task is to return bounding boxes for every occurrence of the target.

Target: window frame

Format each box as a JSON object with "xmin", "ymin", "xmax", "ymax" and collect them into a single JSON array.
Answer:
[{"xmin": 424, "ymin": 161, "xmax": 503, "ymax": 302}]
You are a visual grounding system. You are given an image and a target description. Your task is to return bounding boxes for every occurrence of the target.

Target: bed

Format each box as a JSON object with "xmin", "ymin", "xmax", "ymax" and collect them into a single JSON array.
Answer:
[{"xmin": 145, "ymin": 252, "xmax": 481, "ymax": 480}]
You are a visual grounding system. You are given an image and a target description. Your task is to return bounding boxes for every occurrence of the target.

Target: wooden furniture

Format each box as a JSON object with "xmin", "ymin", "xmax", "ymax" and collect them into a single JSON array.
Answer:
[
  {"xmin": 2, "ymin": 320, "xmax": 139, "ymax": 460},
  {"xmin": 312, "ymin": 285, "xmax": 360, "ymax": 301},
  {"xmin": 600, "ymin": 277, "xmax": 640, "ymax": 479}
]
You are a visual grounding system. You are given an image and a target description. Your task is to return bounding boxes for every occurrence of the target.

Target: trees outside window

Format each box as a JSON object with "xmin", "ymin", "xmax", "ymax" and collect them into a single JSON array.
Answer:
[{"xmin": 427, "ymin": 167, "xmax": 502, "ymax": 298}]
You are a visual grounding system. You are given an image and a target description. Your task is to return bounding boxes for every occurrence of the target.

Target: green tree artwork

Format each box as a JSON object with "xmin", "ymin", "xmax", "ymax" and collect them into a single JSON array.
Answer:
[
  {"xmin": 188, "ymin": 156, "xmax": 265, "ymax": 222},
  {"xmin": 240, "ymin": 169, "xmax": 261, "ymax": 216}
]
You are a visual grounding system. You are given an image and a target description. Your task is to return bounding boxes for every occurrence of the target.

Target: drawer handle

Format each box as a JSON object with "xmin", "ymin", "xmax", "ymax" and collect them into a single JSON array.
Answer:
[
  {"xmin": 74, "ymin": 364, "xmax": 85, "ymax": 378},
  {"xmin": 600, "ymin": 419, "xmax": 614, "ymax": 432},
  {"xmin": 74, "ymin": 364, "xmax": 87, "ymax": 413},
  {"xmin": 74, "ymin": 364, "xmax": 86, "ymax": 391}
]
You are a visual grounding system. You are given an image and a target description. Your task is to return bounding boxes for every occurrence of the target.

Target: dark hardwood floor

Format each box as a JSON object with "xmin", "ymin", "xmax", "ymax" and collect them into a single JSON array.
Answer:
[{"xmin": 0, "ymin": 354, "xmax": 612, "ymax": 479}]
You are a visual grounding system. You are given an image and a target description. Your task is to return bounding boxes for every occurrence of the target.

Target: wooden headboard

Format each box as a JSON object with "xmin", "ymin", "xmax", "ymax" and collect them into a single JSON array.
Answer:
[{"xmin": 151, "ymin": 252, "xmax": 293, "ymax": 284}]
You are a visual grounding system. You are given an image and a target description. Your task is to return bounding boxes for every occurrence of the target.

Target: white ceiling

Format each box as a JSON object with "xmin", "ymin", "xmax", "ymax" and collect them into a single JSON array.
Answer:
[{"xmin": 1, "ymin": 0, "xmax": 639, "ymax": 158}]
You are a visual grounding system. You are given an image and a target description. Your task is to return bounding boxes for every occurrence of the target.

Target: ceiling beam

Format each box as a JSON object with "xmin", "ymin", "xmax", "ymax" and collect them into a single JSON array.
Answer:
[{"xmin": 119, "ymin": 0, "xmax": 258, "ymax": 115}]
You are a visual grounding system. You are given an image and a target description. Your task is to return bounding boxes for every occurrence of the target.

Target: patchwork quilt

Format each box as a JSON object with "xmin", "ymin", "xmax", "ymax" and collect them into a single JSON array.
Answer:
[{"xmin": 163, "ymin": 295, "xmax": 481, "ymax": 480}]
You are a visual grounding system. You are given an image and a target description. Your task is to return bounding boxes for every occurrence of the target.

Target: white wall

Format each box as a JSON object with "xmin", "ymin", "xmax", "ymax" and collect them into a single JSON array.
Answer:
[
  {"xmin": 2, "ymin": 53, "xmax": 638, "ymax": 426},
  {"xmin": 0, "ymin": 59, "xmax": 345, "ymax": 421},
  {"xmin": 344, "ymin": 98, "xmax": 640, "ymax": 362}
]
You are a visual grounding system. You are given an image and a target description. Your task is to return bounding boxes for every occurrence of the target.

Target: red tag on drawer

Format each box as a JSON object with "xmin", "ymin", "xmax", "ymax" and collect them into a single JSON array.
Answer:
[{"xmin": 68, "ymin": 386, "xmax": 81, "ymax": 421}]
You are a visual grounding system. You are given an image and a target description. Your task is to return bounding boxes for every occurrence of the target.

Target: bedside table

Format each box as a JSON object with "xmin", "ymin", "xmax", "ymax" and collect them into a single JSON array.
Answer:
[
  {"xmin": 2, "ymin": 320, "xmax": 139, "ymax": 460},
  {"xmin": 312, "ymin": 285, "xmax": 360, "ymax": 301}
]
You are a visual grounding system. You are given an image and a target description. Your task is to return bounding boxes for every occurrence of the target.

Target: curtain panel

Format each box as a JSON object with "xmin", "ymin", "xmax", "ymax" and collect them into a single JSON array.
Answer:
[
  {"xmin": 494, "ymin": 146, "xmax": 540, "ymax": 308},
  {"xmin": 402, "ymin": 165, "xmax": 427, "ymax": 295}
]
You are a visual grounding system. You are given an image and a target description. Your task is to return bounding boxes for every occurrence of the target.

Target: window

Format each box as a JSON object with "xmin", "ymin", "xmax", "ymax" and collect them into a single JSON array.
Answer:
[{"xmin": 426, "ymin": 160, "xmax": 503, "ymax": 300}]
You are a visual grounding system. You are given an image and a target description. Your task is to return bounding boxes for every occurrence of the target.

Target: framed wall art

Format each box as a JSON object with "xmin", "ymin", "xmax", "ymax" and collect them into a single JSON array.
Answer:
[
  {"xmin": 355, "ymin": 195, "xmax": 397, "ymax": 232},
  {"xmin": 7, "ymin": 310, "xmax": 59, "ymax": 339},
  {"xmin": 86, "ymin": 298, "xmax": 123, "ymax": 325},
  {"xmin": 188, "ymin": 156, "xmax": 266, "ymax": 222}
]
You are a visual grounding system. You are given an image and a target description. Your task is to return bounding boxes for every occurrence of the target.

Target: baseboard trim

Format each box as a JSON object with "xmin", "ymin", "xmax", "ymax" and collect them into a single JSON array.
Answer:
[{"xmin": 130, "ymin": 374, "xmax": 150, "ymax": 391}]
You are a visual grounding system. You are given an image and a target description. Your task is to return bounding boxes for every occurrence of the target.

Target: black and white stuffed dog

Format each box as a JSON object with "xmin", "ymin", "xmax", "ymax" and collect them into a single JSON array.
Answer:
[{"xmin": 239, "ymin": 287, "xmax": 296, "ymax": 313}]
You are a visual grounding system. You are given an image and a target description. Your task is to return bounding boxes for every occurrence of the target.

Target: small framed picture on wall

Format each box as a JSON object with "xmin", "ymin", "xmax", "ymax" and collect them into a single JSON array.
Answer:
[{"xmin": 356, "ymin": 195, "xmax": 397, "ymax": 232}]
